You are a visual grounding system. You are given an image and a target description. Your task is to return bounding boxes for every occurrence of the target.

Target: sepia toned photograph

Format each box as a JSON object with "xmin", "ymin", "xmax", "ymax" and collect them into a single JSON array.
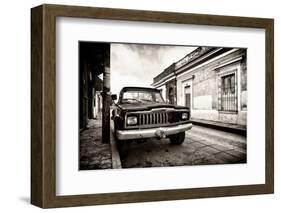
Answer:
[
  {"xmin": 30, "ymin": 5, "xmax": 274, "ymax": 208},
  {"xmin": 79, "ymin": 42, "xmax": 247, "ymax": 170}
]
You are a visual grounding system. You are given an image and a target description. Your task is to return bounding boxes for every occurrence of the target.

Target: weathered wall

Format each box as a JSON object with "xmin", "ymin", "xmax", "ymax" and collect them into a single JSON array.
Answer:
[
  {"xmin": 176, "ymin": 49, "xmax": 247, "ymax": 126},
  {"xmin": 192, "ymin": 67, "xmax": 217, "ymax": 110}
]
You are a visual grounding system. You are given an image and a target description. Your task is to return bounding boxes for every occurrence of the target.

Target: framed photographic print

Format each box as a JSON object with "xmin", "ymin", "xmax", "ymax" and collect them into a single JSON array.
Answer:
[{"xmin": 31, "ymin": 4, "xmax": 274, "ymax": 208}]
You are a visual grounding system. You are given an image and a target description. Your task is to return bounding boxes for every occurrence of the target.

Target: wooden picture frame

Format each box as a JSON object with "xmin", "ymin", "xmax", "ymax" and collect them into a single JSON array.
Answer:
[{"xmin": 31, "ymin": 4, "xmax": 274, "ymax": 208}]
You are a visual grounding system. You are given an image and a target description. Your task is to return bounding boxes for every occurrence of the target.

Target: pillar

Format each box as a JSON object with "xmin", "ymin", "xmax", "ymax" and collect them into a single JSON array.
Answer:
[{"xmin": 102, "ymin": 66, "xmax": 110, "ymax": 144}]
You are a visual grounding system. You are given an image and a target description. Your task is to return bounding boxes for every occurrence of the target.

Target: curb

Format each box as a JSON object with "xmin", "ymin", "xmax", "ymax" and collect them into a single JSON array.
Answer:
[
  {"xmin": 110, "ymin": 124, "xmax": 122, "ymax": 169},
  {"xmin": 191, "ymin": 120, "xmax": 247, "ymax": 137}
]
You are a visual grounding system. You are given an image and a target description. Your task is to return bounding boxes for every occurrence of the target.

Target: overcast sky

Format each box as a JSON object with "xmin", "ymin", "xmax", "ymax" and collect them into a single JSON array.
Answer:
[{"xmin": 110, "ymin": 43, "xmax": 196, "ymax": 95}]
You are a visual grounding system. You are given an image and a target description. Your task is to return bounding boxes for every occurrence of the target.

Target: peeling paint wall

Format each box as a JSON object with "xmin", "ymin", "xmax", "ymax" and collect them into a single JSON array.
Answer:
[{"xmin": 176, "ymin": 49, "xmax": 247, "ymax": 126}]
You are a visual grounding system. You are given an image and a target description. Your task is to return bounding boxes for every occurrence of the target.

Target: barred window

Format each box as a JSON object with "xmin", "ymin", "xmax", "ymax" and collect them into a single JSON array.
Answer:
[{"xmin": 221, "ymin": 74, "xmax": 237, "ymax": 112}]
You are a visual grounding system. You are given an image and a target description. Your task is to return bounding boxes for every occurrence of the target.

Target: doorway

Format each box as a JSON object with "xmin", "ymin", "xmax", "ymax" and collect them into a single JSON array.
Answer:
[{"xmin": 184, "ymin": 85, "xmax": 191, "ymax": 109}]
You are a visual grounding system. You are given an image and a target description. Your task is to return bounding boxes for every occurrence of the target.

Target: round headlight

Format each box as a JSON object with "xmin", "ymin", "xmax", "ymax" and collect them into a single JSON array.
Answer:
[
  {"xmin": 127, "ymin": 116, "xmax": 138, "ymax": 125},
  {"xmin": 182, "ymin": 112, "xmax": 188, "ymax": 120}
]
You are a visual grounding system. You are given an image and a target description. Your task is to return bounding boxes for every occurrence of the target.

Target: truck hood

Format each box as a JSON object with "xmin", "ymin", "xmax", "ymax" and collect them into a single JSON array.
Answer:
[{"xmin": 116, "ymin": 102, "xmax": 188, "ymax": 112}]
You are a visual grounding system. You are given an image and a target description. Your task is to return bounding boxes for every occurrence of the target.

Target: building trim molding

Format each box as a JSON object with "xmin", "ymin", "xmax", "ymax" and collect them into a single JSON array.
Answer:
[
  {"xmin": 176, "ymin": 49, "xmax": 239, "ymax": 79},
  {"xmin": 152, "ymin": 75, "xmax": 175, "ymax": 88},
  {"xmin": 214, "ymin": 56, "xmax": 243, "ymax": 70}
]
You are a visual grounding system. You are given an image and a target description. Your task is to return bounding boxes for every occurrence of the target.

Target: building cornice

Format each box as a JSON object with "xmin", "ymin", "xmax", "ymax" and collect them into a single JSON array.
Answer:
[{"xmin": 176, "ymin": 48, "xmax": 239, "ymax": 79}]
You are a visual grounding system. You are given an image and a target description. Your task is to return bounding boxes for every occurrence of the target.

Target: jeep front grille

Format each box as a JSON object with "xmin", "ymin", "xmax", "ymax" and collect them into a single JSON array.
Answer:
[{"xmin": 139, "ymin": 112, "xmax": 169, "ymax": 126}]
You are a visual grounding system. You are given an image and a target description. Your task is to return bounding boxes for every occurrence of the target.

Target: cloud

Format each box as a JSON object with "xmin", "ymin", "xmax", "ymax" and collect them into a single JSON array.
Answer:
[{"xmin": 110, "ymin": 43, "xmax": 196, "ymax": 94}]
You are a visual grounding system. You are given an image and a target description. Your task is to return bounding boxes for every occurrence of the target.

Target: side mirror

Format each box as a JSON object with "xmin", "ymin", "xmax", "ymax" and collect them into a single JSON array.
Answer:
[{"xmin": 111, "ymin": 94, "xmax": 117, "ymax": 101}]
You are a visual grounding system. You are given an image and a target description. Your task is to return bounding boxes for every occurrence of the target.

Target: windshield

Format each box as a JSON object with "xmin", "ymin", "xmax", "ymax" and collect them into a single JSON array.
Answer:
[{"xmin": 121, "ymin": 90, "xmax": 165, "ymax": 104}]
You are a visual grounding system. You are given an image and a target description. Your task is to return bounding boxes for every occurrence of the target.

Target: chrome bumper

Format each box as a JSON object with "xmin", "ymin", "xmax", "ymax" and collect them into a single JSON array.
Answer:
[{"xmin": 116, "ymin": 123, "xmax": 192, "ymax": 140}]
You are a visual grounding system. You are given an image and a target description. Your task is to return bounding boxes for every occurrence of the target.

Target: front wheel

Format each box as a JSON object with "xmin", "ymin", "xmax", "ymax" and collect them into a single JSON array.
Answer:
[
  {"xmin": 169, "ymin": 132, "xmax": 185, "ymax": 145},
  {"xmin": 114, "ymin": 122, "xmax": 128, "ymax": 158}
]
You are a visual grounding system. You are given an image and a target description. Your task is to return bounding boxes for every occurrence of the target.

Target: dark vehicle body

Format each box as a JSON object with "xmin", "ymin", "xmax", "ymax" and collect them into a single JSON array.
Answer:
[{"xmin": 111, "ymin": 87, "xmax": 192, "ymax": 145}]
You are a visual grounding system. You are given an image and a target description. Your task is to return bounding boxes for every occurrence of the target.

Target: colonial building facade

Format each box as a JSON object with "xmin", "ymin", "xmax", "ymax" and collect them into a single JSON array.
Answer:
[{"xmin": 152, "ymin": 47, "xmax": 247, "ymax": 126}]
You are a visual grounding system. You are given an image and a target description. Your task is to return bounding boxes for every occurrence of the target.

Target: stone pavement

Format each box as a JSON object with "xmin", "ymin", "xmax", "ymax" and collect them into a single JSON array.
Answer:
[
  {"xmin": 79, "ymin": 118, "xmax": 247, "ymax": 170},
  {"xmin": 79, "ymin": 117, "xmax": 112, "ymax": 170},
  {"xmin": 119, "ymin": 125, "xmax": 246, "ymax": 168}
]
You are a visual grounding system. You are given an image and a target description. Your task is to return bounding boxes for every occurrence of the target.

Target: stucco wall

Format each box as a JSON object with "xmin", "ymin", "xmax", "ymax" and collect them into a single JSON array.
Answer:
[
  {"xmin": 176, "ymin": 49, "xmax": 247, "ymax": 126},
  {"xmin": 192, "ymin": 67, "xmax": 217, "ymax": 110}
]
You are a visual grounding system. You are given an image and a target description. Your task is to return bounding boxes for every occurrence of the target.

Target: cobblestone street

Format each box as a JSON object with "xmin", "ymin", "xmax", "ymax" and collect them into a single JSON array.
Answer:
[
  {"xmin": 119, "ymin": 125, "xmax": 246, "ymax": 168},
  {"xmin": 79, "ymin": 120, "xmax": 246, "ymax": 170}
]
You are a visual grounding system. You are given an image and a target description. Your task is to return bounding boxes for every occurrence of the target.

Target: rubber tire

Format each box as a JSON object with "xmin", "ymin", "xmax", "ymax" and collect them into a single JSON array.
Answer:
[
  {"xmin": 117, "ymin": 141, "xmax": 128, "ymax": 158},
  {"xmin": 169, "ymin": 132, "xmax": 185, "ymax": 145},
  {"xmin": 113, "ymin": 121, "xmax": 118, "ymax": 140},
  {"xmin": 114, "ymin": 121, "xmax": 128, "ymax": 158}
]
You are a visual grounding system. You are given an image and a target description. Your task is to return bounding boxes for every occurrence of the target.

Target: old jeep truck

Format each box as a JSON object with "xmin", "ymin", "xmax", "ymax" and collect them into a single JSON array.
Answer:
[{"xmin": 111, "ymin": 87, "xmax": 192, "ymax": 145}]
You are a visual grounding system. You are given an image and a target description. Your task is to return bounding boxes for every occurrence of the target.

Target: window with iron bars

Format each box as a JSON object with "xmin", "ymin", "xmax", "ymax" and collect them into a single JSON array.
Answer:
[{"xmin": 221, "ymin": 73, "xmax": 237, "ymax": 112}]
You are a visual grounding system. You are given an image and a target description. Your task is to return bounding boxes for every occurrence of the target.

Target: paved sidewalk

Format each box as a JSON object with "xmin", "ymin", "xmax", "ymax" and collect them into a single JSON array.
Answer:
[{"xmin": 79, "ymin": 118, "xmax": 112, "ymax": 170}]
